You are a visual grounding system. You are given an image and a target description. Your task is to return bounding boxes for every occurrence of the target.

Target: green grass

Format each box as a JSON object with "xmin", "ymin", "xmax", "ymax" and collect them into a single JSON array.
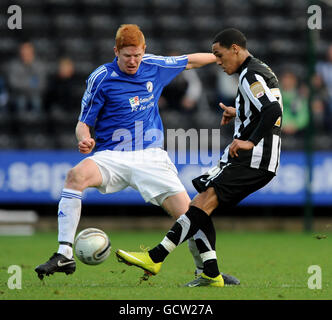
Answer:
[{"xmin": 0, "ymin": 231, "xmax": 331, "ymax": 300}]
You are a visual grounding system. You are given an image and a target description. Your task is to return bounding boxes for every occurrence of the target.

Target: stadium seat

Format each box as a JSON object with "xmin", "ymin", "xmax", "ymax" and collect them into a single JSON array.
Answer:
[
  {"xmin": 186, "ymin": 0, "xmax": 217, "ymax": 15},
  {"xmin": 0, "ymin": 37, "xmax": 19, "ymax": 62},
  {"xmin": 45, "ymin": 0, "xmax": 78, "ymax": 6},
  {"xmin": 81, "ymin": 0, "xmax": 113, "ymax": 7},
  {"xmin": 0, "ymin": 133, "xmax": 21, "ymax": 150},
  {"xmin": 217, "ymin": 0, "xmax": 251, "ymax": 14},
  {"xmin": 88, "ymin": 15, "xmax": 119, "ymax": 37},
  {"xmin": 49, "ymin": 108, "xmax": 78, "ymax": 135},
  {"xmin": 115, "ymin": 0, "xmax": 149, "ymax": 15},
  {"xmin": 260, "ymin": 16, "xmax": 296, "ymax": 34},
  {"xmin": 53, "ymin": 14, "xmax": 86, "ymax": 38},
  {"xmin": 120, "ymin": 15, "xmax": 155, "ymax": 36},
  {"xmin": 33, "ymin": 38, "xmax": 58, "ymax": 61},
  {"xmin": 13, "ymin": 112, "xmax": 49, "ymax": 135},
  {"xmin": 96, "ymin": 38, "xmax": 116, "ymax": 64},
  {"xmin": 158, "ymin": 15, "xmax": 192, "ymax": 38},
  {"xmin": 55, "ymin": 133, "xmax": 77, "ymax": 149},
  {"xmin": 58, "ymin": 37, "xmax": 94, "ymax": 61},
  {"xmin": 21, "ymin": 133, "xmax": 56, "ymax": 150},
  {"xmin": 151, "ymin": 0, "xmax": 185, "ymax": 15},
  {"xmin": 81, "ymin": 0, "xmax": 114, "ymax": 15},
  {"xmin": 20, "ymin": 14, "xmax": 51, "ymax": 37},
  {"xmin": 0, "ymin": 113, "xmax": 13, "ymax": 135},
  {"xmin": 247, "ymin": 39, "xmax": 269, "ymax": 58},
  {"xmin": 280, "ymin": 135, "xmax": 304, "ymax": 151},
  {"xmin": 222, "ymin": 15, "xmax": 258, "ymax": 38},
  {"xmin": 145, "ymin": 38, "xmax": 163, "ymax": 55},
  {"xmin": 191, "ymin": 15, "xmax": 224, "ymax": 38},
  {"xmin": 314, "ymin": 134, "xmax": 332, "ymax": 150},
  {"xmin": 269, "ymin": 39, "xmax": 306, "ymax": 58},
  {"xmin": 163, "ymin": 38, "xmax": 200, "ymax": 54}
]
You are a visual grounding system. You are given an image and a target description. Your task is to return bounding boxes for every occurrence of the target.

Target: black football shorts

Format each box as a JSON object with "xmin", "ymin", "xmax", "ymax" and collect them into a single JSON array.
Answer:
[{"xmin": 192, "ymin": 162, "xmax": 275, "ymax": 208}]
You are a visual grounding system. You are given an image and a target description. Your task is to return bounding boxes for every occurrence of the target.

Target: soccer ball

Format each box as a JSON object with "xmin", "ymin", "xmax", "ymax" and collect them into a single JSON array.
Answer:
[{"xmin": 74, "ymin": 228, "xmax": 111, "ymax": 265}]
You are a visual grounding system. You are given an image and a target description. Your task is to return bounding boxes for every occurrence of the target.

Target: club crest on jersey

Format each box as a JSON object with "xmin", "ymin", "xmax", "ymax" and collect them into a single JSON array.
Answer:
[
  {"xmin": 146, "ymin": 81, "xmax": 153, "ymax": 93},
  {"xmin": 129, "ymin": 96, "xmax": 140, "ymax": 112},
  {"xmin": 250, "ymin": 81, "xmax": 265, "ymax": 99}
]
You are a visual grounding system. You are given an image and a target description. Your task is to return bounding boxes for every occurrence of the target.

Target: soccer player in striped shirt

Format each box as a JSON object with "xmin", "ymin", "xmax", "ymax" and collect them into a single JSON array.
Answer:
[
  {"xmin": 35, "ymin": 24, "xmax": 238, "ymax": 283},
  {"xmin": 116, "ymin": 28, "xmax": 282, "ymax": 287}
]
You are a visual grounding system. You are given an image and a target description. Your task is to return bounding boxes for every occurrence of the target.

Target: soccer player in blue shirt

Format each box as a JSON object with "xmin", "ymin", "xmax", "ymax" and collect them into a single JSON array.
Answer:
[{"xmin": 35, "ymin": 24, "xmax": 238, "ymax": 284}]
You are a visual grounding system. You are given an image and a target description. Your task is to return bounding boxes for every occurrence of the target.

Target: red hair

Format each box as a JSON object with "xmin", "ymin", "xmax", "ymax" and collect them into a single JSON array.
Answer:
[{"xmin": 115, "ymin": 24, "xmax": 145, "ymax": 50}]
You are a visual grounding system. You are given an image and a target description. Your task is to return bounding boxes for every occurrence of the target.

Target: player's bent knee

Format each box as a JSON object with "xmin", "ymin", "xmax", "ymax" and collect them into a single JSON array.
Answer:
[
  {"xmin": 65, "ymin": 167, "xmax": 88, "ymax": 190},
  {"xmin": 65, "ymin": 159, "xmax": 103, "ymax": 190},
  {"xmin": 190, "ymin": 188, "xmax": 218, "ymax": 215},
  {"xmin": 65, "ymin": 166, "xmax": 95, "ymax": 191},
  {"xmin": 161, "ymin": 191, "xmax": 191, "ymax": 219}
]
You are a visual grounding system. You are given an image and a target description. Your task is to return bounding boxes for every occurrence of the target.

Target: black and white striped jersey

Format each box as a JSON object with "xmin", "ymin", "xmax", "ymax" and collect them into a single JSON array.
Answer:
[{"xmin": 220, "ymin": 56, "xmax": 283, "ymax": 174}]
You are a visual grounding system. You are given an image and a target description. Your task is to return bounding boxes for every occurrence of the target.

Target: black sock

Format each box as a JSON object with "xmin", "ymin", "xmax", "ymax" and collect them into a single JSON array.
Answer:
[
  {"xmin": 149, "ymin": 206, "xmax": 210, "ymax": 263},
  {"xmin": 148, "ymin": 244, "xmax": 169, "ymax": 263},
  {"xmin": 203, "ymin": 259, "xmax": 220, "ymax": 278},
  {"xmin": 194, "ymin": 215, "xmax": 216, "ymax": 252},
  {"xmin": 194, "ymin": 215, "xmax": 220, "ymax": 278}
]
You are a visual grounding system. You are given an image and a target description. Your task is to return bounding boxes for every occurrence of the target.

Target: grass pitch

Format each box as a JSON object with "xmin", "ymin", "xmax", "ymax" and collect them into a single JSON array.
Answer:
[{"xmin": 0, "ymin": 230, "xmax": 331, "ymax": 300}]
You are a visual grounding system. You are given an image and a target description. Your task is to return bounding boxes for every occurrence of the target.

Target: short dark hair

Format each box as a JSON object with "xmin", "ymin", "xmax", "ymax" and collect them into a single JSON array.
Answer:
[{"xmin": 213, "ymin": 28, "xmax": 247, "ymax": 49}]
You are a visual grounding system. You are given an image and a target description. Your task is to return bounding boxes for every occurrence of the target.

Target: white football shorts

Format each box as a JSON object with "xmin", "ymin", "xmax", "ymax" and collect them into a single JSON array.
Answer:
[{"xmin": 87, "ymin": 148, "xmax": 185, "ymax": 206}]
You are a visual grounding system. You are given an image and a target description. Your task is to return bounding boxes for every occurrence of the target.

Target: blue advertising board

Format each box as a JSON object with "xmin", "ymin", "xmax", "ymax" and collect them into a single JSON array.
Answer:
[{"xmin": 0, "ymin": 150, "xmax": 331, "ymax": 205}]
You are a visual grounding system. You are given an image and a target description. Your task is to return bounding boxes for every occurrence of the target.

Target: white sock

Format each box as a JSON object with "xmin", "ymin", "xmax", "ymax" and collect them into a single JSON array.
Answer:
[
  {"xmin": 58, "ymin": 244, "xmax": 73, "ymax": 259},
  {"xmin": 57, "ymin": 188, "xmax": 82, "ymax": 259},
  {"xmin": 188, "ymin": 237, "xmax": 204, "ymax": 271}
]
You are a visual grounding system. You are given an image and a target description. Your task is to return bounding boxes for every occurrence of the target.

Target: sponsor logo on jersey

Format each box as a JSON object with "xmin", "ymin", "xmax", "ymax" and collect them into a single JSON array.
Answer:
[{"xmin": 129, "ymin": 96, "xmax": 140, "ymax": 112}]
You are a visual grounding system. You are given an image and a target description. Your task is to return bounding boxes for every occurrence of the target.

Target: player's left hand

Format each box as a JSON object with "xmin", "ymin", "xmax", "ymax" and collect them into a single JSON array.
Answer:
[
  {"xmin": 229, "ymin": 139, "xmax": 254, "ymax": 158},
  {"xmin": 78, "ymin": 138, "xmax": 96, "ymax": 154}
]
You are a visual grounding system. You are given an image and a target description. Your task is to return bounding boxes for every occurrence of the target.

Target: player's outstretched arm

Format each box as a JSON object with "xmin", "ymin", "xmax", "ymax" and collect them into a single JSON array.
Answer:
[
  {"xmin": 186, "ymin": 53, "xmax": 216, "ymax": 69},
  {"xmin": 76, "ymin": 121, "xmax": 96, "ymax": 154}
]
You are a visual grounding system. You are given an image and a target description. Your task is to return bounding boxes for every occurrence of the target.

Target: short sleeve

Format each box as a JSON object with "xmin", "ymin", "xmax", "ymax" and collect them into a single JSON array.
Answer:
[
  {"xmin": 78, "ymin": 65, "xmax": 108, "ymax": 127},
  {"xmin": 142, "ymin": 54, "xmax": 188, "ymax": 87},
  {"xmin": 240, "ymin": 71, "xmax": 278, "ymax": 111}
]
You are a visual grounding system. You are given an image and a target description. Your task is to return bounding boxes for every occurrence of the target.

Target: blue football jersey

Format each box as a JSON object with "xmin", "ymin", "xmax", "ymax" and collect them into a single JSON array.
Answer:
[{"xmin": 79, "ymin": 54, "xmax": 188, "ymax": 151}]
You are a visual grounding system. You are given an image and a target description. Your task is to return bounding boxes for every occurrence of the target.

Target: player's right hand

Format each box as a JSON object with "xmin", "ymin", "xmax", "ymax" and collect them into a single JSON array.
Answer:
[
  {"xmin": 78, "ymin": 138, "xmax": 96, "ymax": 154},
  {"xmin": 219, "ymin": 102, "xmax": 236, "ymax": 126}
]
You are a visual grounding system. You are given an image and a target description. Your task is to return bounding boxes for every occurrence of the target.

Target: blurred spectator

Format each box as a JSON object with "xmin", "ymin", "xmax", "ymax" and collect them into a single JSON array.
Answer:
[
  {"xmin": 311, "ymin": 73, "xmax": 331, "ymax": 133},
  {"xmin": 45, "ymin": 57, "xmax": 80, "ymax": 114},
  {"xmin": 159, "ymin": 52, "xmax": 203, "ymax": 114},
  {"xmin": 280, "ymin": 71, "xmax": 309, "ymax": 136},
  {"xmin": 0, "ymin": 76, "xmax": 9, "ymax": 113},
  {"xmin": 316, "ymin": 44, "xmax": 332, "ymax": 116},
  {"xmin": 6, "ymin": 41, "xmax": 47, "ymax": 114}
]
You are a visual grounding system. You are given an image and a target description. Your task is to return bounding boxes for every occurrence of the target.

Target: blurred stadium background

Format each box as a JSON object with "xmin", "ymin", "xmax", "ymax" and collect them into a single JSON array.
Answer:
[{"xmin": 0, "ymin": 0, "xmax": 331, "ymax": 235}]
